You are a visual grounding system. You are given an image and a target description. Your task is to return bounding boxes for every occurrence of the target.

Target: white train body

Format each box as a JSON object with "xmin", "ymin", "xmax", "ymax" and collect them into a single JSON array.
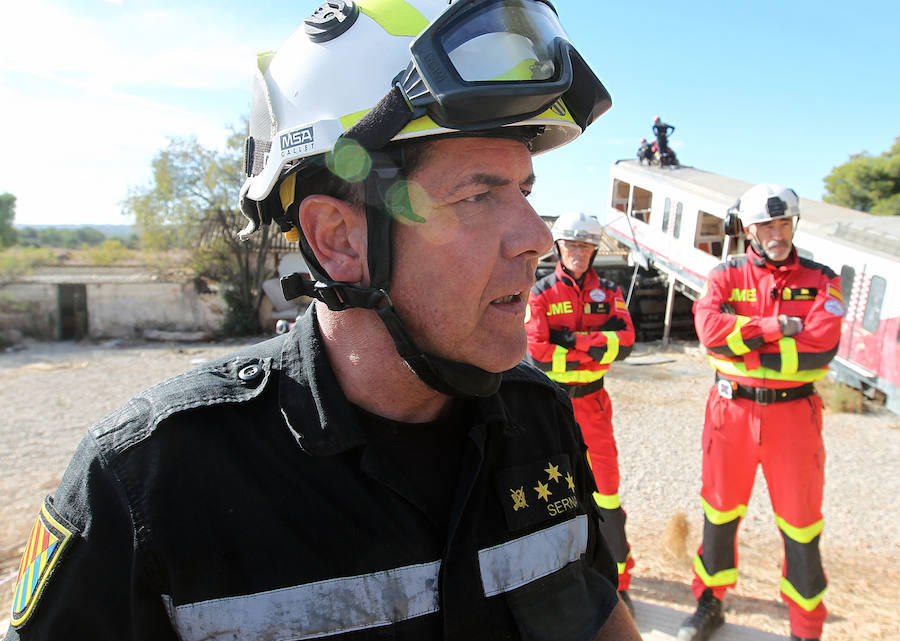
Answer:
[{"xmin": 604, "ymin": 160, "xmax": 900, "ymax": 414}]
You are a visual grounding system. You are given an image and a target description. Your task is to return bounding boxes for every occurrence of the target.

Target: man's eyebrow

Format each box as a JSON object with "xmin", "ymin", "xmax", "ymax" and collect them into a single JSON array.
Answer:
[{"xmin": 455, "ymin": 172, "xmax": 537, "ymax": 189}]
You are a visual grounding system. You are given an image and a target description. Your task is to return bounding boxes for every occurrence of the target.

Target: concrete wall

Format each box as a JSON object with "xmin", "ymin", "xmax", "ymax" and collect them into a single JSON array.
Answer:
[
  {"xmin": 0, "ymin": 283, "xmax": 58, "ymax": 340},
  {"xmin": 0, "ymin": 280, "xmax": 227, "ymax": 341},
  {"xmin": 86, "ymin": 281, "xmax": 226, "ymax": 338}
]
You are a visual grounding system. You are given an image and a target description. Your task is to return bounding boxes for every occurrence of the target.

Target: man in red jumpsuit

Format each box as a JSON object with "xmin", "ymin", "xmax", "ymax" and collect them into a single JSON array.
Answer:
[
  {"xmin": 525, "ymin": 212, "xmax": 637, "ymax": 612},
  {"xmin": 678, "ymin": 185, "xmax": 843, "ymax": 641}
]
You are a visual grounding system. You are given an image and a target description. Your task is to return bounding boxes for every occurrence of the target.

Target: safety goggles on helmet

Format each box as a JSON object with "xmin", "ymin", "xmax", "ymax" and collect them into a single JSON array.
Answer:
[{"xmin": 343, "ymin": 0, "xmax": 610, "ymax": 150}]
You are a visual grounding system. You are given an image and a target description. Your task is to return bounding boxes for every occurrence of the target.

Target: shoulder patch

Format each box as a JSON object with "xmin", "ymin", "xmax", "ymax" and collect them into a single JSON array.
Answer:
[{"xmin": 10, "ymin": 498, "xmax": 77, "ymax": 628}]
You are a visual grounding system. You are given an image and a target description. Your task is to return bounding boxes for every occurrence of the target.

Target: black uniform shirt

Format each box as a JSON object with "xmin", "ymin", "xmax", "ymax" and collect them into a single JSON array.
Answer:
[{"xmin": 4, "ymin": 307, "xmax": 618, "ymax": 641}]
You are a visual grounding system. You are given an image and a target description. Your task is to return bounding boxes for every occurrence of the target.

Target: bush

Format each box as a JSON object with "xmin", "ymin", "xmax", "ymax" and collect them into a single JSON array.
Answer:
[
  {"xmin": 87, "ymin": 239, "xmax": 131, "ymax": 265},
  {"xmin": 0, "ymin": 247, "xmax": 57, "ymax": 283}
]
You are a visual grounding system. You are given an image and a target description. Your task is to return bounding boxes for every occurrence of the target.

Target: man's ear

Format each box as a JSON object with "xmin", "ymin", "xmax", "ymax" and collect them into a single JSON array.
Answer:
[{"xmin": 298, "ymin": 195, "xmax": 368, "ymax": 284}]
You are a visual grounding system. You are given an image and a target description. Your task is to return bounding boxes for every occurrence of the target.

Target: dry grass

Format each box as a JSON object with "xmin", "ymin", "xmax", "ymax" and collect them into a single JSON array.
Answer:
[
  {"xmin": 816, "ymin": 376, "xmax": 866, "ymax": 414},
  {"xmin": 661, "ymin": 512, "xmax": 691, "ymax": 560}
]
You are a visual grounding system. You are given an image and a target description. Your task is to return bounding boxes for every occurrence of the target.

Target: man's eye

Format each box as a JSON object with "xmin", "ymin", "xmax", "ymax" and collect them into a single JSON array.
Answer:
[
  {"xmin": 521, "ymin": 188, "xmax": 532, "ymax": 197},
  {"xmin": 464, "ymin": 192, "xmax": 489, "ymax": 203}
]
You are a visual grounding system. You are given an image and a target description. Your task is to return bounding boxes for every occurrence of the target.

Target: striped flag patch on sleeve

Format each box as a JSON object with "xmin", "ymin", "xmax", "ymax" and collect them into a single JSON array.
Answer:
[{"xmin": 10, "ymin": 498, "xmax": 76, "ymax": 627}]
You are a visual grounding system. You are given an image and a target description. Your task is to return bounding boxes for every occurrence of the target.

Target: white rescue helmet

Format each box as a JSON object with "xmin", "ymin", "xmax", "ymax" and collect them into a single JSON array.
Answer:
[
  {"xmin": 552, "ymin": 212, "xmax": 604, "ymax": 247},
  {"xmin": 735, "ymin": 184, "xmax": 800, "ymax": 228},
  {"xmin": 240, "ymin": 0, "xmax": 612, "ymax": 222}
]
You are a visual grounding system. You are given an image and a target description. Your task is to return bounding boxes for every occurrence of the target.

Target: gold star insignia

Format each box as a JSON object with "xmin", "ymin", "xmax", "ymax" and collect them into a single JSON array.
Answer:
[
  {"xmin": 565, "ymin": 472, "xmax": 575, "ymax": 491},
  {"xmin": 545, "ymin": 462, "xmax": 562, "ymax": 483},
  {"xmin": 510, "ymin": 487, "xmax": 528, "ymax": 511},
  {"xmin": 534, "ymin": 480, "xmax": 552, "ymax": 502}
]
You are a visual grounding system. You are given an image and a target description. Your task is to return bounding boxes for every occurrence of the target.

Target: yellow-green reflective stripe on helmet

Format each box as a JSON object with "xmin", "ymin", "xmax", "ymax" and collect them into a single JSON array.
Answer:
[
  {"xmin": 776, "ymin": 515, "xmax": 824, "ymax": 544},
  {"xmin": 725, "ymin": 316, "xmax": 752, "ymax": 355},
  {"xmin": 279, "ymin": 173, "xmax": 297, "ymax": 211},
  {"xmin": 701, "ymin": 496, "xmax": 746, "ymax": 525},
  {"xmin": 357, "ymin": 0, "xmax": 428, "ymax": 37},
  {"xmin": 778, "ymin": 337, "xmax": 799, "ymax": 374},
  {"xmin": 257, "ymin": 51, "xmax": 276, "ymax": 75},
  {"xmin": 780, "ymin": 578, "xmax": 826, "ymax": 611},
  {"xmin": 693, "ymin": 555, "xmax": 737, "ymax": 587},
  {"xmin": 339, "ymin": 100, "xmax": 578, "ymax": 139}
]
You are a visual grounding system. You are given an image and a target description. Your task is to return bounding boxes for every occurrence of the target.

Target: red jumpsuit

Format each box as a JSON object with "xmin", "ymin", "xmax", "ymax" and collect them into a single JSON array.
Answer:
[
  {"xmin": 692, "ymin": 246, "xmax": 843, "ymax": 639},
  {"xmin": 525, "ymin": 262, "xmax": 636, "ymax": 589}
]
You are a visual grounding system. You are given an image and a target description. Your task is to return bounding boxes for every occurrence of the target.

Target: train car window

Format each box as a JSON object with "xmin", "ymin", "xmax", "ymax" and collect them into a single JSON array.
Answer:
[
  {"xmin": 611, "ymin": 179, "xmax": 630, "ymax": 213},
  {"xmin": 662, "ymin": 198, "xmax": 671, "ymax": 233},
  {"xmin": 673, "ymin": 202, "xmax": 683, "ymax": 238},
  {"xmin": 861, "ymin": 275, "xmax": 886, "ymax": 333},
  {"xmin": 840, "ymin": 265, "xmax": 855, "ymax": 305},
  {"xmin": 694, "ymin": 210, "xmax": 724, "ymax": 256},
  {"xmin": 632, "ymin": 186, "xmax": 652, "ymax": 223}
]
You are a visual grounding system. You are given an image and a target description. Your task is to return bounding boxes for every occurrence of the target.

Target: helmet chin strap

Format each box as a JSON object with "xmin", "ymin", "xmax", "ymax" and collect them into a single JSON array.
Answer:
[
  {"xmin": 281, "ymin": 150, "xmax": 501, "ymax": 398},
  {"xmin": 748, "ymin": 233, "xmax": 770, "ymax": 260}
]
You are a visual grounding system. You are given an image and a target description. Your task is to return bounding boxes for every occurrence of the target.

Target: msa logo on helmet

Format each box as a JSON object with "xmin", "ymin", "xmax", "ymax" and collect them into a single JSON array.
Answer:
[{"xmin": 280, "ymin": 127, "xmax": 315, "ymax": 157}]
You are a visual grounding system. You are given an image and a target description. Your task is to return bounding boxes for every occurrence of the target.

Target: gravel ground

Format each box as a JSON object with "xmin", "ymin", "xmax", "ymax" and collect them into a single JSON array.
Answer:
[{"xmin": 1, "ymin": 337, "xmax": 898, "ymax": 639}]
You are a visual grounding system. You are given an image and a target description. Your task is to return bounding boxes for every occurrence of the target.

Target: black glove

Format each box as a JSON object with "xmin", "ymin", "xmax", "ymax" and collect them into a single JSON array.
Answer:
[
  {"xmin": 547, "ymin": 329, "xmax": 577, "ymax": 349},
  {"xmin": 599, "ymin": 316, "xmax": 626, "ymax": 331},
  {"xmin": 720, "ymin": 302, "xmax": 737, "ymax": 314}
]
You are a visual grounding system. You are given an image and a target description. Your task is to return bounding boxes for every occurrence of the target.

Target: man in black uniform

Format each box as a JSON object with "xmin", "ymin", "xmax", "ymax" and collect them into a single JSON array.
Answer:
[{"xmin": 4, "ymin": 1, "xmax": 640, "ymax": 640}]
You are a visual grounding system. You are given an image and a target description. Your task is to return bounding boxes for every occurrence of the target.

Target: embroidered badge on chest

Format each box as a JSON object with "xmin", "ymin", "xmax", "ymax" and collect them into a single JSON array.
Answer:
[
  {"xmin": 782, "ymin": 287, "xmax": 817, "ymax": 301},
  {"xmin": 583, "ymin": 302, "xmax": 610, "ymax": 315},
  {"xmin": 495, "ymin": 455, "xmax": 579, "ymax": 531},
  {"xmin": 589, "ymin": 289, "xmax": 606, "ymax": 302},
  {"xmin": 10, "ymin": 499, "xmax": 76, "ymax": 627}
]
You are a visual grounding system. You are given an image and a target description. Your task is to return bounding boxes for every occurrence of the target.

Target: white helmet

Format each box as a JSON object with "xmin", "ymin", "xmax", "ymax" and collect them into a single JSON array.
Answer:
[
  {"xmin": 552, "ymin": 212, "xmax": 604, "ymax": 247},
  {"xmin": 240, "ymin": 0, "xmax": 611, "ymax": 229},
  {"xmin": 735, "ymin": 184, "xmax": 800, "ymax": 227}
]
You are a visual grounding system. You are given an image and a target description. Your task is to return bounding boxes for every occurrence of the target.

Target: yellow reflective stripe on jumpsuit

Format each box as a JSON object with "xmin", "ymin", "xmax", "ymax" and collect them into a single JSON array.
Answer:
[{"xmin": 725, "ymin": 316, "xmax": 752, "ymax": 355}]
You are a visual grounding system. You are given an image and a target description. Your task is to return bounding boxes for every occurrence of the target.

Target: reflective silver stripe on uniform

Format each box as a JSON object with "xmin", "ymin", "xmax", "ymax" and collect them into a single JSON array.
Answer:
[
  {"xmin": 479, "ymin": 514, "xmax": 588, "ymax": 597},
  {"xmin": 162, "ymin": 516, "xmax": 588, "ymax": 639},
  {"xmin": 162, "ymin": 560, "xmax": 441, "ymax": 641}
]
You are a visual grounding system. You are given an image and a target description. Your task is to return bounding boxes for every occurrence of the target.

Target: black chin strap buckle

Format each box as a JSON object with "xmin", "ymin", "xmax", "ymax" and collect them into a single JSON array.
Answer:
[{"xmin": 281, "ymin": 272, "xmax": 393, "ymax": 312}]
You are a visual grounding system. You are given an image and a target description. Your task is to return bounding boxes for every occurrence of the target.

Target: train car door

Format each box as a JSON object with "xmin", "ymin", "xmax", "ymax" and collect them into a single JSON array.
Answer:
[{"xmin": 838, "ymin": 266, "xmax": 885, "ymax": 377}]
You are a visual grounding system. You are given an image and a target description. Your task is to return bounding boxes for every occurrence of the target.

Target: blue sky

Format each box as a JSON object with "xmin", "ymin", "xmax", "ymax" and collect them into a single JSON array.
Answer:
[{"xmin": 2, "ymin": 0, "xmax": 898, "ymax": 226}]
